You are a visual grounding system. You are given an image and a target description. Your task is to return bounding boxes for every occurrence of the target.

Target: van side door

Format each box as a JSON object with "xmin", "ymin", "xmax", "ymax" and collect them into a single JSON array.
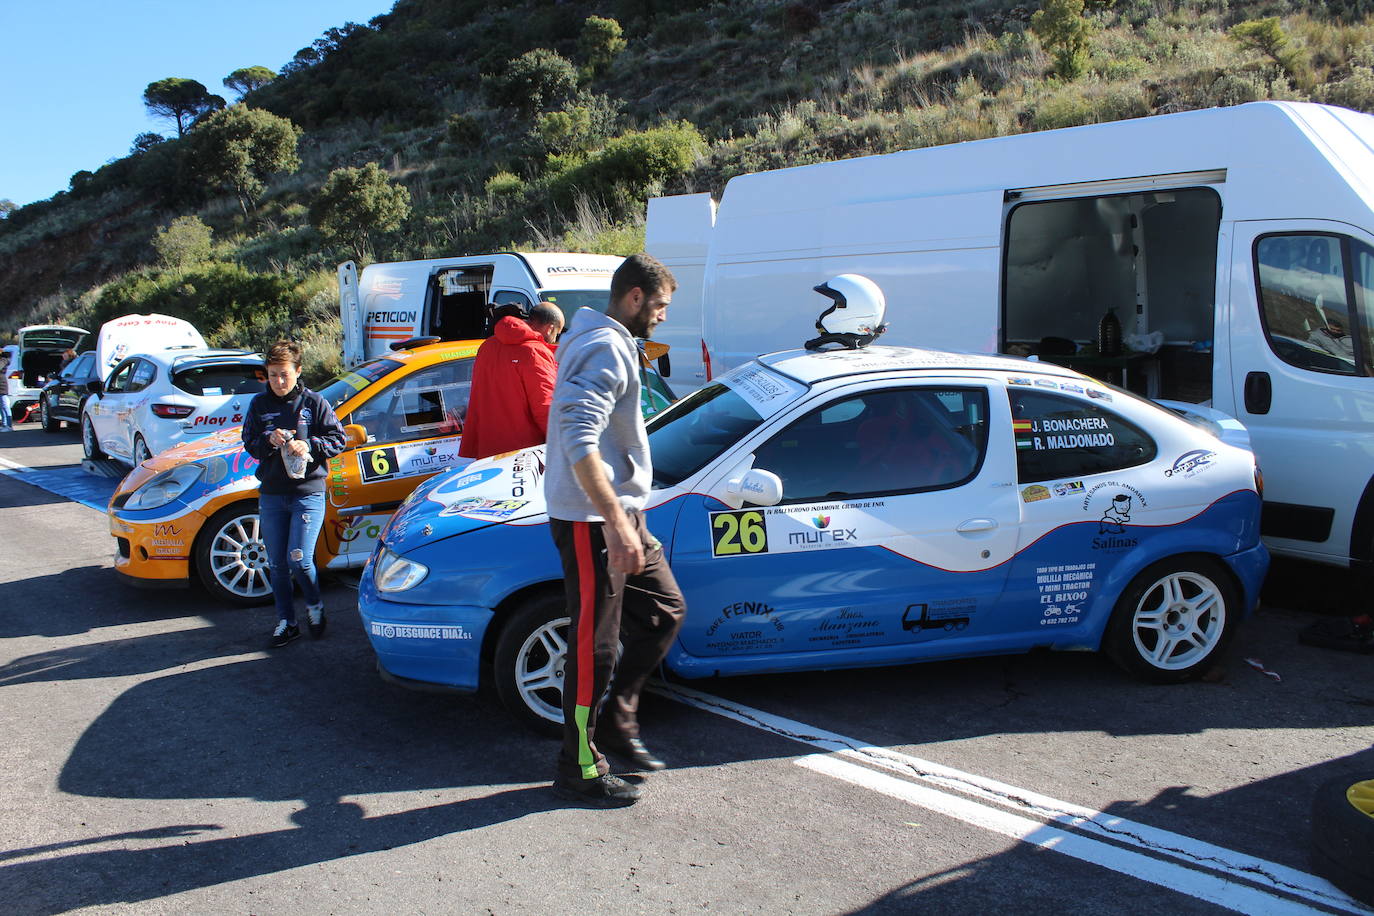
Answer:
[{"xmin": 1227, "ymin": 221, "xmax": 1374, "ymax": 565}]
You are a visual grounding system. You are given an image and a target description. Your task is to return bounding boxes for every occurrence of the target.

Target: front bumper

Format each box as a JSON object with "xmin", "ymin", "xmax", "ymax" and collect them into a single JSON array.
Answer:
[
  {"xmin": 109, "ymin": 507, "xmax": 209, "ymax": 586},
  {"xmin": 357, "ymin": 559, "xmax": 494, "ymax": 692}
]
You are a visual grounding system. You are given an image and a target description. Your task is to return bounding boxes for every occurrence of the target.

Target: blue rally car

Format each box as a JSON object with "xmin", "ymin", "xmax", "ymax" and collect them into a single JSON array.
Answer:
[{"xmin": 358, "ymin": 345, "xmax": 1268, "ymax": 732}]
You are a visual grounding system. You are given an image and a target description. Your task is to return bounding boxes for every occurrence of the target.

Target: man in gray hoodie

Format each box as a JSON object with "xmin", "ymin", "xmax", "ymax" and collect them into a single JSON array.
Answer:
[{"xmin": 545, "ymin": 253, "xmax": 686, "ymax": 807}]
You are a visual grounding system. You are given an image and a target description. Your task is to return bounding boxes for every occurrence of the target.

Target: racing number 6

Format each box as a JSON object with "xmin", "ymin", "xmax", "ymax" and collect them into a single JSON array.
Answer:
[
  {"xmin": 370, "ymin": 448, "xmax": 391, "ymax": 477},
  {"xmin": 711, "ymin": 510, "xmax": 768, "ymax": 557}
]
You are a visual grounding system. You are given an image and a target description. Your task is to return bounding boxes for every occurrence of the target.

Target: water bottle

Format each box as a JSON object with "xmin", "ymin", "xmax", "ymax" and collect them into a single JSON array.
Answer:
[{"xmin": 281, "ymin": 427, "xmax": 308, "ymax": 480}]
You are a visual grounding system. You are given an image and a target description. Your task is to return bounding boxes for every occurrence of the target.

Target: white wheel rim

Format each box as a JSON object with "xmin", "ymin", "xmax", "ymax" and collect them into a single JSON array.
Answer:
[
  {"xmin": 514, "ymin": 615, "xmax": 570, "ymax": 724},
  {"xmin": 208, "ymin": 513, "xmax": 271, "ymax": 599},
  {"xmin": 1130, "ymin": 571, "xmax": 1226, "ymax": 670},
  {"xmin": 135, "ymin": 438, "xmax": 150, "ymax": 463}
]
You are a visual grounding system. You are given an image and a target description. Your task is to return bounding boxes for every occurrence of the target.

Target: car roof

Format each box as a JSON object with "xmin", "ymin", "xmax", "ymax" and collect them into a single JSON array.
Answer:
[
  {"xmin": 140, "ymin": 347, "xmax": 263, "ymax": 367},
  {"xmin": 757, "ymin": 345, "xmax": 1086, "ymax": 386},
  {"xmin": 382, "ymin": 339, "xmax": 483, "ymax": 366}
]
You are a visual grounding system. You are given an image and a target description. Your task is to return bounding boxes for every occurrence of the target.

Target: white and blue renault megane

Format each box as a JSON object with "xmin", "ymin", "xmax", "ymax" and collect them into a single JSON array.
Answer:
[{"xmin": 357, "ymin": 345, "xmax": 1268, "ymax": 732}]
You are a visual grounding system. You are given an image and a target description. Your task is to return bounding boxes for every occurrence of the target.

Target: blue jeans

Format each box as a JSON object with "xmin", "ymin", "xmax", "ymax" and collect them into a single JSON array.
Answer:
[
  {"xmin": 0, "ymin": 394, "xmax": 11, "ymax": 430},
  {"xmin": 259, "ymin": 490, "xmax": 325, "ymax": 624}
]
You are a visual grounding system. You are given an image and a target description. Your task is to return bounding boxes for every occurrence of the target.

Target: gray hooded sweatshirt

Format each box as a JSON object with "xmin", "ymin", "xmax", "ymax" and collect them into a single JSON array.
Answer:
[{"xmin": 544, "ymin": 307, "xmax": 650, "ymax": 522}]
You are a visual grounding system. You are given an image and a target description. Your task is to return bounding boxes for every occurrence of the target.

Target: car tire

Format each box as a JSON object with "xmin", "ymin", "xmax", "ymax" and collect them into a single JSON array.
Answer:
[
  {"xmin": 1103, "ymin": 555, "xmax": 1237, "ymax": 683},
  {"xmin": 40, "ymin": 397, "xmax": 61, "ymax": 433},
  {"xmin": 81, "ymin": 413, "xmax": 106, "ymax": 460},
  {"xmin": 494, "ymin": 592, "xmax": 571, "ymax": 738},
  {"xmin": 133, "ymin": 434, "xmax": 152, "ymax": 465},
  {"xmin": 1311, "ymin": 774, "xmax": 1374, "ymax": 905},
  {"xmin": 194, "ymin": 501, "xmax": 273, "ymax": 607}
]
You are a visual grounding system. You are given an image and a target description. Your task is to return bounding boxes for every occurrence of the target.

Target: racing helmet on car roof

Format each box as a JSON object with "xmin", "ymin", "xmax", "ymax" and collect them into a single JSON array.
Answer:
[{"xmin": 804, "ymin": 274, "xmax": 888, "ymax": 351}]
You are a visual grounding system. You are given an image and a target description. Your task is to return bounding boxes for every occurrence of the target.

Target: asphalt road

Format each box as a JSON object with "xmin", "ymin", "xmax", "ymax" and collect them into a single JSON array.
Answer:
[{"xmin": 1, "ymin": 421, "xmax": 1372, "ymax": 915}]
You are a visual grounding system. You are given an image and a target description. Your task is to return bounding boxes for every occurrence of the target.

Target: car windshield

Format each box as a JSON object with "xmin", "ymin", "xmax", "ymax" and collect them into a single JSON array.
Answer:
[
  {"xmin": 648, "ymin": 363, "xmax": 807, "ymax": 487},
  {"xmin": 541, "ymin": 290, "xmax": 610, "ymax": 326},
  {"xmin": 316, "ymin": 358, "xmax": 405, "ymax": 409},
  {"xmin": 172, "ymin": 362, "xmax": 266, "ymax": 396}
]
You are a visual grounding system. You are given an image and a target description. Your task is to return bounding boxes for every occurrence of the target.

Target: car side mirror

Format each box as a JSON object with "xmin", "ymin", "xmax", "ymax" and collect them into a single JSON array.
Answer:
[
  {"xmin": 343, "ymin": 423, "xmax": 368, "ymax": 447},
  {"xmin": 86, "ymin": 379, "xmax": 103, "ymax": 396},
  {"xmin": 724, "ymin": 468, "xmax": 783, "ymax": 508}
]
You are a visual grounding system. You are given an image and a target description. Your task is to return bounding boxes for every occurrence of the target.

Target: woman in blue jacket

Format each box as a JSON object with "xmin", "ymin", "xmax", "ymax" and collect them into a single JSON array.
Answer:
[{"xmin": 241, "ymin": 341, "xmax": 347, "ymax": 647}]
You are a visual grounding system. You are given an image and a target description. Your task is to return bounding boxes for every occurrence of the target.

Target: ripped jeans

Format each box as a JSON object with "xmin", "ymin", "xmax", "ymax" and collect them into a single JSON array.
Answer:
[{"xmin": 259, "ymin": 490, "xmax": 325, "ymax": 624}]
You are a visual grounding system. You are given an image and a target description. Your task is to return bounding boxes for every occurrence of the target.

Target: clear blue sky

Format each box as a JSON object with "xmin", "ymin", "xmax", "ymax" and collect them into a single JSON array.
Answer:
[{"xmin": 0, "ymin": 0, "xmax": 397, "ymax": 208}]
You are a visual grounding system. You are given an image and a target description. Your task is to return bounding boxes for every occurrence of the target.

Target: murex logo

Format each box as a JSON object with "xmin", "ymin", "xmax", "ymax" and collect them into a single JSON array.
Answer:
[
  {"xmin": 1165, "ymin": 449, "xmax": 1216, "ymax": 478},
  {"xmin": 812, "ymin": 515, "xmax": 831, "ymax": 529},
  {"xmin": 789, "ymin": 527, "xmax": 856, "ymax": 546}
]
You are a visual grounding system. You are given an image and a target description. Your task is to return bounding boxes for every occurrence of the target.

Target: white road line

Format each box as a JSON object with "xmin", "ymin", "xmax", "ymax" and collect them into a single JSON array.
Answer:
[
  {"xmin": 0, "ymin": 454, "xmax": 30, "ymax": 472},
  {"xmin": 799, "ymin": 754, "xmax": 1329, "ymax": 916},
  {"xmin": 653, "ymin": 682, "xmax": 1370, "ymax": 915}
]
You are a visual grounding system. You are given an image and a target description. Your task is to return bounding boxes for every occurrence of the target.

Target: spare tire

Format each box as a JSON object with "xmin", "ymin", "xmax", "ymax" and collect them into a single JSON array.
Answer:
[{"xmin": 1311, "ymin": 773, "xmax": 1374, "ymax": 906}]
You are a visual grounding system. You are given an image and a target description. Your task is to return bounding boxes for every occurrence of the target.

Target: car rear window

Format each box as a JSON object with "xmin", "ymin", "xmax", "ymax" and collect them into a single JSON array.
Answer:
[{"xmin": 173, "ymin": 364, "xmax": 267, "ymax": 396}]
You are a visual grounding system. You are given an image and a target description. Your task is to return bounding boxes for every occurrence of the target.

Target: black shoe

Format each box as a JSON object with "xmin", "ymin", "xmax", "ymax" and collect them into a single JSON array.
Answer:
[
  {"xmin": 553, "ymin": 773, "xmax": 642, "ymax": 807},
  {"xmin": 270, "ymin": 622, "xmax": 300, "ymax": 648},
  {"xmin": 307, "ymin": 605, "xmax": 326, "ymax": 639},
  {"xmin": 597, "ymin": 734, "xmax": 666, "ymax": 772}
]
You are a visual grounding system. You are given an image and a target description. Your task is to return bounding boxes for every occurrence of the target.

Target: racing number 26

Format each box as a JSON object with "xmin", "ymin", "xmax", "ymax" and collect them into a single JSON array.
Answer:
[{"xmin": 710, "ymin": 509, "xmax": 768, "ymax": 558}]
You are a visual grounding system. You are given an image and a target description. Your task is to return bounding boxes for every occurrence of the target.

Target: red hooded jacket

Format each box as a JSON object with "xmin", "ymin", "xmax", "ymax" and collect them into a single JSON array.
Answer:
[{"xmin": 459, "ymin": 316, "xmax": 558, "ymax": 459}]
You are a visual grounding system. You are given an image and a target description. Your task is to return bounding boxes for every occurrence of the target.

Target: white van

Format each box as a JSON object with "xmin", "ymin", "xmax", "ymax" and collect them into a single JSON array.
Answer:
[
  {"xmin": 94, "ymin": 313, "xmax": 206, "ymax": 376},
  {"xmin": 645, "ymin": 194, "xmax": 714, "ymax": 387},
  {"xmin": 338, "ymin": 252, "xmax": 625, "ymax": 366},
  {"xmin": 4, "ymin": 325, "xmax": 89, "ymax": 415},
  {"xmin": 648, "ymin": 101, "xmax": 1374, "ymax": 570}
]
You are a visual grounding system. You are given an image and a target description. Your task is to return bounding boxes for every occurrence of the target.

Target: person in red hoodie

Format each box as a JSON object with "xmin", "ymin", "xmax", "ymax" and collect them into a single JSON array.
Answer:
[{"xmin": 459, "ymin": 301, "xmax": 565, "ymax": 460}]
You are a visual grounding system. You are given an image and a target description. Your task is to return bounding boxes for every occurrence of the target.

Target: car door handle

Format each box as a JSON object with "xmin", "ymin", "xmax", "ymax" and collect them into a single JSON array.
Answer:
[
  {"xmin": 1243, "ymin": 371, "xmax": 1271, "ymax": 415},
  {"xmin": 956, "ymin": 518, "xmax": 998, "ymax": 533}
]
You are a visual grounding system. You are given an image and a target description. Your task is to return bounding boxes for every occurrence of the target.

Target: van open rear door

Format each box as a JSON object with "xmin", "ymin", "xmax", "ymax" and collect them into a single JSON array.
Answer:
[{"xmin": 339, "ymin": 261, "xmax": 363, "ymax": 367}]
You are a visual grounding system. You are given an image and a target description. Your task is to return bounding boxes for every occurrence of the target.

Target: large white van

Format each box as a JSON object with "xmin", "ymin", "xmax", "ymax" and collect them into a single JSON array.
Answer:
[
  {"xmin": 648, "ymin": 101, "xmax": 1374, "ymax": 570},
  {"xmin": 338, "ymin": 252, "xmax": 625, "ymax": 366},
  {"xmin": 645, "ymin": 194, "xmax": 714, "ymax": 387},
  {"xmin": 94, "ymin": 313, "xmax": 206, "ymax": 376}
]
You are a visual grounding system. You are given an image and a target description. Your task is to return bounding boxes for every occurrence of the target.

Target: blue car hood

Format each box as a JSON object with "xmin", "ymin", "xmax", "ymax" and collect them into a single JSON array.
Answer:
[{"xmin": 382, "ymin": 447, "xmax": 548, "ymax": 553}]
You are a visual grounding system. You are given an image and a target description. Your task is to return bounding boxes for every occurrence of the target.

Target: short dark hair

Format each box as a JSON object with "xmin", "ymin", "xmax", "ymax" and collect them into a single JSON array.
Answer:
[
  {"xmin": 610, "ymin": 253, "xmax": 676, "ymax": 305},
  {"xmin": 528, "ymin": 301, "xmax": 564, "ymax": 329},
  {"xmin": 266, "ymin": 340, "xmax": 302, "ymax": 369}
]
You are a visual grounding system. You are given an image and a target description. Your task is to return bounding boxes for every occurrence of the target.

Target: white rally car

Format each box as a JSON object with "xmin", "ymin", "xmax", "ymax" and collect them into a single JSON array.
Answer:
[
  {"xmin": 357, "ymin": 344, "xmax": 1270, "ymax": 732},
  {"xmin": 82, "ymin": 348, "xmax": 266, "ymax": 465}
]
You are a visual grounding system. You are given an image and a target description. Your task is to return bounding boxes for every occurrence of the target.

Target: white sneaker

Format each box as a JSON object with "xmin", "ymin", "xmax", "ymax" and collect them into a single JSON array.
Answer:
[{"xmin": 307, "ymin": 604, "xmax": 326, "ymax": 639}]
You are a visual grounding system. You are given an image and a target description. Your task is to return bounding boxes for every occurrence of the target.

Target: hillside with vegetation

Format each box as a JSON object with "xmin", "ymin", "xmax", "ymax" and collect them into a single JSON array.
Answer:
[{"xmin": 2, "ymin": 0, "xmax": 1371, "ymax": 381}]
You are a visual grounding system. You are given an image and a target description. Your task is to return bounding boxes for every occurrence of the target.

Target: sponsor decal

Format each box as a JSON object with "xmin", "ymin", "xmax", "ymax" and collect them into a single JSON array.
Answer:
[
  {"xmin": 1007, "ymin": 377, "xmax": 1034, "ymax": 387},
  {"xmin": 1015, "ymin": 415, "xmax": 1116, "ymax": 451},
  {"xmin": 806, "ymin": 607, "xmax": 888, "ymax": 648},
  {"xmin": 702, "ymin": 600, "xmax": 786, "ymax": 652},
  {"xmin": 508, "ymin": 449, "xmax": 545, "ymax": 499},
  {"xmin": 438, "ymin": 497, "xmax": 529, "ymax": 519},
  {"xmin": 370, "ymin": 622, "xmax": 473, "ymax": 640},
  {"xmin": 723, "ymin": 365, "xmax": 806, "ymax": 418},
  {"xmin": 338, "ymin": 515, "xmax": 386, "ymax": 544},
  {"xmin": 1052, "ymin": 480, "xmax": 1085, "ymax": 498},
  {"xmin": 1021, "ymin": 485, "xmax": 1050, "ymax": 503},
  {"xmin": 153, "ymin": 523, "xmax": 181, "ymax": 537},
  {"xmin": 708, "ymin": 500, "xmax": 890, "ymax": 558},
  {"xmin": 365, "ymin": 310, "xmax": 418, "ymax": 324},
  {"xmin": 901, "ymin": 600, "xmax": 973, "ymax": 634},
  {"xmin": 1058, "ymin": 382, "xmax": 1085, "ymax": 394},
  {"xmin": 1034, "ymin": 379, "xmax": 1060, "ymax": 389},
  {"xmin": 188, "ymin": 413, "xmax": 243, "ymax": 429},
  {"xmin": 358, "ymin": 435, "xmax": 468, "ymax": 483},
  {"xmin": 1086, "ymin": 388, "xmax": 1112, "ymax": 401},
  {"xmin": 1165, "ymin": 449, "xmax": 1216, "ymax": 479},
  {"xmin": 1082, "ymin": 483, "xmax": 1147, "ymax": 550},
  {"xmin": 1035, "ymin": 562, "xmax": 1094, "ymax": 625}
]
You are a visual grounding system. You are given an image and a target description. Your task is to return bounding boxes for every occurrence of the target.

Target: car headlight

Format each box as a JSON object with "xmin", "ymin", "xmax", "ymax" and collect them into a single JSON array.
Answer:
[
  {"xmin": 375, "ymin": 546, "xmax": 429, "ymax": 593},
  {"xmin": 124, "ymin": 464, "xmax": 205, "ymax": 511}
]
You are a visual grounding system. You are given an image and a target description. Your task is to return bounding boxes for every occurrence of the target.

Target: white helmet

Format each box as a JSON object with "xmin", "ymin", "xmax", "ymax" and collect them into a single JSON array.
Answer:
[{"xmin": 805, "ymin": 274, "xmax": 888, "ymax": 350}]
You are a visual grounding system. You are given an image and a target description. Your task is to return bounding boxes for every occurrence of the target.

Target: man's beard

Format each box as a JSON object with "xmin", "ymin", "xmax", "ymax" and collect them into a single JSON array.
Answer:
[{"xmin": 624, "ymin": 307, "xmax": 655, "ymax": 339}]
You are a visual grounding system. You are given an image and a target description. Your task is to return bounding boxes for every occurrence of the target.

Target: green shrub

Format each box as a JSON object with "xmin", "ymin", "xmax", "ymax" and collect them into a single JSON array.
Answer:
[
  {"xmin": 485, "ymin": 171, "xmax": 525, "ymax": 196},
  {"xmin": 580, "ymin": 16, "xmax": 627, "ymax": 76},
  {"xmin": 152, "ymin": 215, "xmax": 213, "ymax": 269},
  {"xmin": 483, "ymin": 49, "xmax": 578, "ymax": 118},
  {"xmin": 309, "ymin": 162, "xmax": 412, "ymax": 264},
  {"xmin": 1320, "ymin": 65, "xmax": 1374, "ymax": 111},
  {"xmin": 1031, "ymin": 0, "xmax": 1095, "ymax": 80},
  {"xmin": 547, "ymin": 121, "xmax": 703, "ymax": 213}
]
